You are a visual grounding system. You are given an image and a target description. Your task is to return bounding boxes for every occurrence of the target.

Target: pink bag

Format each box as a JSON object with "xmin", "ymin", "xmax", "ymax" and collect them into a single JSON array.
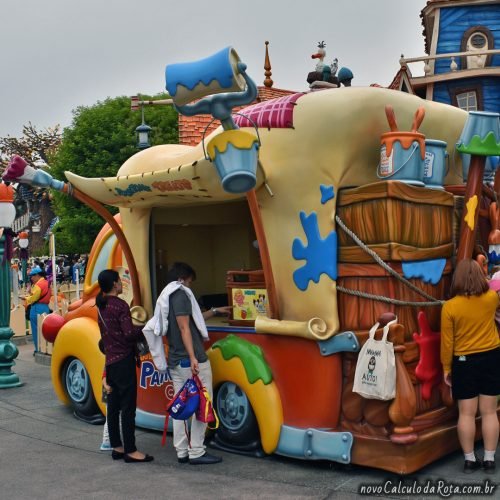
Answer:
[{"xmin": 194, "ymin": 375, "xmax": 219, "ymax": 429}]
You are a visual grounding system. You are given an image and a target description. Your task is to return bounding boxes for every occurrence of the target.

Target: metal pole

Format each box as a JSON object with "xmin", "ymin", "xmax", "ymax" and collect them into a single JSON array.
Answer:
[{"xmin": 50, "ymin": 233, "xmax": 58, "ymax": 312}]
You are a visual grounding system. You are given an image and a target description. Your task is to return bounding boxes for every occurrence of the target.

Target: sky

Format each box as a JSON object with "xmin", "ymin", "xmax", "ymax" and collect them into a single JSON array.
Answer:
[{"xmin": 0, "ymin": 0, "xmax": 428, "ymax": 138}]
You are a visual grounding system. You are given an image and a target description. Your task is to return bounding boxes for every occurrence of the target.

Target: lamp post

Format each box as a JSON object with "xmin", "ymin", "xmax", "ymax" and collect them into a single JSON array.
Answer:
[
  {"xmin": 0, "ymin": 181, "xmax": 22, "ymax": 388},
  {"xmin": 18, "ymin": 231, "xmax": 29, "ymax": 288},
  {"xmin": 135, "ymin": 103, "xmax": 151, "ymax": 149}
]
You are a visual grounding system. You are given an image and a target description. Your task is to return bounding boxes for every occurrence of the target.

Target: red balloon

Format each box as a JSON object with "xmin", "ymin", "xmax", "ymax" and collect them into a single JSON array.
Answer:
[{"xmin": 42, "ymin": 313, "xmax": 65, "ymax": 343}]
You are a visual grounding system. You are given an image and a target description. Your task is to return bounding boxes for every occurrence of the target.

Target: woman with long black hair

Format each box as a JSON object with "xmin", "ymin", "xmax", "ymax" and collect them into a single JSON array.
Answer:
[{"xmin": 96, "ymin": 269, "xmax": 153, "ymax": 463}]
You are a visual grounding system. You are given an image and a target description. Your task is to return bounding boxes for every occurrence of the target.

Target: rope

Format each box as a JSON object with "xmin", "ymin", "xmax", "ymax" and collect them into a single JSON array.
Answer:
[
  {"xmin": 336, "ymin": 285, "xmax": 444, "ymax": 307},
  {"xmin": 335, "ymin": 214, "xmax": 442, "ymax": 303}
]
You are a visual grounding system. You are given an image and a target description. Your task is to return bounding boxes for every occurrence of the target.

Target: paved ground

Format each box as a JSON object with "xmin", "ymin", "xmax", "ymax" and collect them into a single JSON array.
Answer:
[{"xmin": 0, "ymin": 342, "xmax": 498, "ymax": 500}]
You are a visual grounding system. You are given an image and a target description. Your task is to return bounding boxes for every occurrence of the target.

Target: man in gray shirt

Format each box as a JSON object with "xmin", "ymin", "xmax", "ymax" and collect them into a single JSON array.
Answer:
[{"xmin": 165, "ymin": 262, "xmax": 232, "ymax": 465}]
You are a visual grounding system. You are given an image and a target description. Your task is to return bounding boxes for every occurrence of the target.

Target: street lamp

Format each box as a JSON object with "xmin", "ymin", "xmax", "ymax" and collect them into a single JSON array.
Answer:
[
  {"xmin": 18, "ymin": 231, "xmax": 29, "ymax": 287},
  {"xmin": 0, "ymin": 181, "xmax": 22, "ymax": 388},
  {"xmin": 135, "ymin": 103, "xmax": 151, "ymax": 149}
]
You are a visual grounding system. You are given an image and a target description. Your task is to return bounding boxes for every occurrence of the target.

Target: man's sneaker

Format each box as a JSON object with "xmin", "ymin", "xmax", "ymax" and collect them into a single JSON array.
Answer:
[
  {"xmin": 100, "ymin": 442, "xmax": 112, "ymax": 451},
  {"xmin": 483, "ymin": 460, "xmax": 496, "ymax": 474},
  {"xmin": 177, "ymin": 455, "xmax": 189, "ymax": 464},
  {"xmin": 463, "ymin": 458, "xmax": 482, "ymax": 473},
  {"xmin": 189, "ymin": 452, "xmax": 222, "ymax": 465}
]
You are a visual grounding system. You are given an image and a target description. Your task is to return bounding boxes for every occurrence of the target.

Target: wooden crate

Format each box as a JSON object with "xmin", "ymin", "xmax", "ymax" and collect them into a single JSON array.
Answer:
[{"xmin": 337, "ymin": 181, "xmax": 454, "ymax": 262}]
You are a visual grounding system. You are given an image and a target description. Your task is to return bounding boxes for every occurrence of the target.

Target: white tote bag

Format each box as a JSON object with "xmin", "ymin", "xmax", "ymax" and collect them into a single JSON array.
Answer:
[{"xmin": 352, "ymin": 319, "xmax": 397, "ymax": 400}]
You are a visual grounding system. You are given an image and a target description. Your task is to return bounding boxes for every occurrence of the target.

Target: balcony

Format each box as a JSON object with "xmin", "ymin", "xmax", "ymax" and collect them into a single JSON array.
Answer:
[{"xmin": 399, "ymin": 49, "xmax": 500, "ymax": 86}]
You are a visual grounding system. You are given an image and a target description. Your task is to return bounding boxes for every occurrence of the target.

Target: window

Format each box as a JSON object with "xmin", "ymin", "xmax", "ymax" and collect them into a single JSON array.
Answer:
[
  {"xmin": 455, "ymin": 91, "xmax": 478, "ymax": 111},
  {"xmin": 450, "ymin": 86, "xmax": 483, "ymax": 111},
  {"xmin": 461, "ymin": 26, "xmax": 494, "ymax": 69}
]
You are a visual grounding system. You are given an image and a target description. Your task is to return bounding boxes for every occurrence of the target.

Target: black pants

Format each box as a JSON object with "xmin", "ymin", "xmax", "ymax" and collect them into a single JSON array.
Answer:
[{"xmin": 107, "ymin": 354, "xmax": 137, "ymax": 454}]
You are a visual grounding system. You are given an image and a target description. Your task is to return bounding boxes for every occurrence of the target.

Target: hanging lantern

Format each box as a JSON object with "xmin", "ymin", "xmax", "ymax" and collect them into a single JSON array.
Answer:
[{"xmin": 0, "ymin": 182, "xmax": 16, "ymax": 228}]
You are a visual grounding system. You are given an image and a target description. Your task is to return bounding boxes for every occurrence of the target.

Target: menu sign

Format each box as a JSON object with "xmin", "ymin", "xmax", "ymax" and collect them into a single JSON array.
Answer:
[{"xmin": 232, "ymin": 288, "xmax": 268, "ymax": 321}]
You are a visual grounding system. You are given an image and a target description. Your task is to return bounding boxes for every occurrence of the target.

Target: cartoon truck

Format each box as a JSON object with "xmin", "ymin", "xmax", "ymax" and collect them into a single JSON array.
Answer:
[{"xmin": 9, "ymin": 47, "xmax": 499, "ymax": 475}]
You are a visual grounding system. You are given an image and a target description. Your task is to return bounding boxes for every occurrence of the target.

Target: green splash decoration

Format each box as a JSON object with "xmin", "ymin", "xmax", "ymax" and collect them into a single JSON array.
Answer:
[
  {"xmin": 457, "ymin": 131, "xmax": 500, "ymax": 156},
  {"xmin": 212, "ymin": 334, "xmax": 272, "ymax": 385}
]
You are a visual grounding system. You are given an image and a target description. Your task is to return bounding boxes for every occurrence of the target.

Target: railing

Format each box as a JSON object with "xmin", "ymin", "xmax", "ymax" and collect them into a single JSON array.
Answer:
[
  {"xmin": 400, "ymin": 49, "xmax": 500, "ymax": 76},
  {"xmin": 12, "ymin": 212, "xmax": 30, "ymax": 233}
]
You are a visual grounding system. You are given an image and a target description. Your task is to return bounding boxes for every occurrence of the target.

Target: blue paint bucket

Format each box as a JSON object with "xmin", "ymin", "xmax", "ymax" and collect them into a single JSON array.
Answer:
[
  {"xmin": 165, "ymin": 47, "xmax": 246, "ymax": 107},
  {"xmin": 207, "ymin": 130, "xmax": 259, "ymax": 194},
  {"xmin": 423, "ymin": 139, "xmax": 448, "ymax": 189},
  {"xmin": 378, "ymin": 132, "xmax": 426, "ymax": 186}
]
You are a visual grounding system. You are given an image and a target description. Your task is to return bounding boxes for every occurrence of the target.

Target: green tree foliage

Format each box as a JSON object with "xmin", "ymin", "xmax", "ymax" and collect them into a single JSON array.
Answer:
[{"xmin": 50, "ymin": 94, "xmax": 178, "ymax": 254}]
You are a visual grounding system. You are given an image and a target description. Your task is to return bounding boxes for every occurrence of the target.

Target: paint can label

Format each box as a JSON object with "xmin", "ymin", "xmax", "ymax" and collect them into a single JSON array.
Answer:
[
  {"xmin": 424, "ymin": 151, "xmax": 434, "ymax": 179},
  {"xmin": 379, "ymin": 145, "xmax": 393, "ymax": 176}
]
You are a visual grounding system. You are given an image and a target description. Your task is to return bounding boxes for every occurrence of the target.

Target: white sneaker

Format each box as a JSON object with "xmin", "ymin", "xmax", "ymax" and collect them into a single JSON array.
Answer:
[{"xmin": 100, "ymin": 442, "xmax": 112, "ymax": 451}]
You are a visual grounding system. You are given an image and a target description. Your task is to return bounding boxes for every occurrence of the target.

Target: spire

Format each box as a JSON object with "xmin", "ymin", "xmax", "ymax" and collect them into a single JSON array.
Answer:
[{"xmin": 264, "ymin": 41, "xmax": 273, "ymax": 88}]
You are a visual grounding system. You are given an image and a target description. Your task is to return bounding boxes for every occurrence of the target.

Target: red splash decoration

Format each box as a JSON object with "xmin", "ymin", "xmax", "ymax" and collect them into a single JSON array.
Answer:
[{"xmin": 412, "ymin": 311, "xmax": 442, "ymax": 400}]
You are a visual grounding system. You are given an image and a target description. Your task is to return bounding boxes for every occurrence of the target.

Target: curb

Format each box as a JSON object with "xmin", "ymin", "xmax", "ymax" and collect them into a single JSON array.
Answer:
[{"xmin": 34, "ymin": 352, "xmax": 52, "ymax": 366}]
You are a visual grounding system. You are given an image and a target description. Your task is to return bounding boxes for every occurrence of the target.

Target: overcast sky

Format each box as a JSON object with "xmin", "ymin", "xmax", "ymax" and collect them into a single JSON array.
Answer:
[{"xmin": 0, "ymin": 0, "xmax": 428, "ymax": 138}]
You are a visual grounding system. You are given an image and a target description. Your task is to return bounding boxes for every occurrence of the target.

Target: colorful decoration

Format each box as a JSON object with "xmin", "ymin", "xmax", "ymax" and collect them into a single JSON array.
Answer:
[
  {"xmin": 320, "ymin": 185, "xmax": 335, "ymax": 204},
  {"xmin": 456, "ymin": 111, "xmax": 500, "ymax": 157},
  {"xmin": 114, "ymin": 183, "xmax": 152, "ymax": 197},
  {"xmin": 412, "ymin": 312, "xmax": 442, "ymax": 401},
  {"xmin": 2, "ymin": 155, "xmax": 65, "ymax": 191},
  {"xmin": 292, "ymin": 211, "xmax": 337, "ymax": 291},
  {"xmin": 464, "ymin": 194, "xmax": 478, "ymax": 230},
  {"xmin": 233, "ymin": 92, "xmax": 305, "ymax": 129},
  {"xmin": 41, "ymin": 313, "xmax": 66, "ymax": 344},
  {"xmin": 401, "ymin": 258, "xmax": 446, "ymax": 285},
  {"xmin": 212, "ymin": 334, "xmax": 272, "ymax": 384}
]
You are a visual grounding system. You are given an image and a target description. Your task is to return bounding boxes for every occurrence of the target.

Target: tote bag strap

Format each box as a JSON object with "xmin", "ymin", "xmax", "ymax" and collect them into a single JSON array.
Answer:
[
  {"xmin": 368, "ymin": 322, "xmax": 380, "ymax": 340},
  {"xmin": 382, "ymin": 318, "xmax": 398, "ymax": 342}
]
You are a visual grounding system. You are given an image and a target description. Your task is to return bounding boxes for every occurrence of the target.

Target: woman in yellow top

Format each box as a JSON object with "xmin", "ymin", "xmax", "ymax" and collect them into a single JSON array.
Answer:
[{"xmin": 441, "ymin": 259, "xmax": 500, "ymax": 474}]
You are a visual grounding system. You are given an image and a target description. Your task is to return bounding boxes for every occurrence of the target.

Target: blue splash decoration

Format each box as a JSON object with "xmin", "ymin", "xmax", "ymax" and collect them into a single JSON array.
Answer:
[
  {"xmin": 115, "ymin": 184, "xmax": 152, "ymax": 197},
  {"xmin": 320, "ymin": 185, "xmax": 335, "ymax": 204},
  {"xmin": 488, "ymin": 249, "xmax": 500, "ymax": 266},
  {"xmin": 292, "ymin": 211, "xmax": 337, "ymax": 291},
  {"xmin": 402, "ymin": 258, "xmax": 446, "ymax": 285},
  {"xmin": 166, "ymin": 46, "xmax": 235, "ymax": 97}
]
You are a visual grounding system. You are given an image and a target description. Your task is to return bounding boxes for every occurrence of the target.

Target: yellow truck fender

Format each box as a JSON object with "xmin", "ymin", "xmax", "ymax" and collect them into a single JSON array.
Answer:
[
  {"xmin": 208, "ymin": 346, "xmax": 283, "ymax": 454},
  {"xmin": 50, "ymin": 316, "xmax": 106, "ymax": 415}
]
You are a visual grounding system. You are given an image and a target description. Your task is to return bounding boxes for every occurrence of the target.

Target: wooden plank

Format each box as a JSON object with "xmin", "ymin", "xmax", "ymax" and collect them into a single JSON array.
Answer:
[
  {"xmin": 337, "ymin": 181, "xmax": 454, "ymax": 207},
  {"xmin": 338, "ymin": 242, "xmax": 454, "ymax": 263}
]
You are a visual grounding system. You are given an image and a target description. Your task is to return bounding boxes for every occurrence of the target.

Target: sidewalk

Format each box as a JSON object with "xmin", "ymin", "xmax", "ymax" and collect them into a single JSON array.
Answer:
[{"xmin": 0, "ymin": 343, "xmax": 497, "ymax": 499}]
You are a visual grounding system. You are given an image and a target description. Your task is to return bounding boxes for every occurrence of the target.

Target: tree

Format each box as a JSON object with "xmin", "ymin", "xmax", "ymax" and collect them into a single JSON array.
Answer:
[
  {"xmin": 0, "ymin": 122, "xmax": 62, "ymax": 171},
  {"xmin": 49, "ymin": 94, "xmax": 178, "ymax": 254},
  {"xmin": 0, "ymin": 124, "xmax": 62, "ymax": 255}
]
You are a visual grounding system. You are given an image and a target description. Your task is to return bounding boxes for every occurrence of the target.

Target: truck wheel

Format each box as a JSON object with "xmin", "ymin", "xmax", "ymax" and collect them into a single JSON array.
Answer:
[
  {"xmin": 214, "ymin": 381, "xmax": 260, "ymax": 446},
  {"xmin": 63, "ymin": 357, "xmax": 100, "ymax": 419}
]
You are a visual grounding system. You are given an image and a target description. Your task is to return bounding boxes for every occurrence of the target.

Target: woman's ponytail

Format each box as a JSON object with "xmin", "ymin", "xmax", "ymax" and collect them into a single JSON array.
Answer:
[{"xmin": 96, "ymin": 269, "xmax": 120, "ymax": 310}]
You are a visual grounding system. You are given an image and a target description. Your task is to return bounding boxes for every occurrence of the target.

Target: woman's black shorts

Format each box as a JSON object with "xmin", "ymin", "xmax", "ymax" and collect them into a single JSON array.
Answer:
[{"xmin": 451, "ymin": 347, "xmax": 500, "ymax": 400}]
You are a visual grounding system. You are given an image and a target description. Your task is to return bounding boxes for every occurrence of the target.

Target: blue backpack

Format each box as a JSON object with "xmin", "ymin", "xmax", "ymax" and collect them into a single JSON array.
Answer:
[{"xmin": 162, "ymin": 378, "xmax": 200, "ymax": 446}]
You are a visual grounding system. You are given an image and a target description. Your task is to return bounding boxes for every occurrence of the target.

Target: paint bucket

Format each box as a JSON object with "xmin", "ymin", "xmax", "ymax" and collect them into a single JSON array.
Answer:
[
  {"xmin": 457, "ymin": 111, "xmax": 500, "ymax": 156},
  {"xmin": 423, "ymin": 139, "xmax": 448, "ymax": 189},
  {"xmin": 378, "ymin": 132, "xmax": 426, "ymax": 186},
  {"xmin": 206, "ymin": 130, "xmax": 259, "ymax": 194},
  {"xmin": 165, "ymin": 47, "xmax": 246, "ymax": 107}
]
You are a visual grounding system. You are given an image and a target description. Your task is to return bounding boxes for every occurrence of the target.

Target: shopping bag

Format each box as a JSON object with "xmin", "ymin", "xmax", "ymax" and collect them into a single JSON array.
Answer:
[
  {"xmin": 194, "ymin": 375, "xmax": 219, "ymax": 430},
  {"xmin": 352, "ymin": 318, "xmax": 397, "ymax": 400}
]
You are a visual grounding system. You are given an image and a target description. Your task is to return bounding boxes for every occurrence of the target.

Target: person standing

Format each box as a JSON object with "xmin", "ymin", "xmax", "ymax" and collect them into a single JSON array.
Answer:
[
  {"xmin": 96, "ymin": 269, "xmax": 153, "ymax": 464},
  {"xmin": 441, "ymin": 259, "xmax": 500, "ymax": 474},
  {"xmin": 144, "ymin": 262, "xmax": 231, "ymax": 465},
  {"xmin": 24, "ymin": 266, "xmax": 51, "ymax": 354}
]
